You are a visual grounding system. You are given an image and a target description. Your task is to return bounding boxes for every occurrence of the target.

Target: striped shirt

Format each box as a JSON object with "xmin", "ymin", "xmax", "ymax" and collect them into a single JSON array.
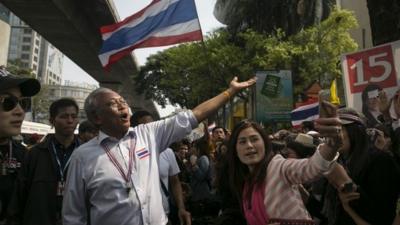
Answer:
[{"xmin": 264, "ymin": 148, "xmax": 335, "ymax": 220}]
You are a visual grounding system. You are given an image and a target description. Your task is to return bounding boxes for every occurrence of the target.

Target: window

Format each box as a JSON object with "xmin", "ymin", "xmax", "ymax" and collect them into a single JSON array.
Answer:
[
  {"xmin": 35, "ymin": 39, "xmax": 40, "ymax": 45},
  {"xmin": 34, "ymin": 48, "xmax": 39, "ymax": 54},
  {"xmin": 23, "ymin": 37, "xmax": 31, "ymax": 42},
  {"xmin": 22, "ymin": 45, "xmax": 30, "ymax": 51},
  {"xmin": 23, "ymin": 29, "xmax": 32, "ymax": 34},
  {"xmin": 33, "ymin": 65, "xmax": 37, "ymax": 70},
  {"xmin": 33, "ymin": 56, "xmax": 38, "ymax": 62},
  {"xmin": 21, "ymin": 54, "xmax": 29, "ymax": 59}
]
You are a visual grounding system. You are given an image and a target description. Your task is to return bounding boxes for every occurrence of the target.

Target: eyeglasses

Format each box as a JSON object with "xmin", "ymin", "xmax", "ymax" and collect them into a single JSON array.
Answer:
[{"xmin": 0, "ymin": 95, "xmax": 31, "ymax": 112}]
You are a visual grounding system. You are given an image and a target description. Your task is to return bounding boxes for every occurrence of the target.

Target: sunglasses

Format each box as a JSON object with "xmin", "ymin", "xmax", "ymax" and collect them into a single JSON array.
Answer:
[{"xmin": 0, "ymin": 95, "xmax": 31, "ymax": 112}]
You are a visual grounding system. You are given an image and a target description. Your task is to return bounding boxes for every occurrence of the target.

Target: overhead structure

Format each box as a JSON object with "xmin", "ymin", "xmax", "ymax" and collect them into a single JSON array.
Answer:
[{"xmin": 1, "ymin": 0, "xmax": 159, "ymax": 117}]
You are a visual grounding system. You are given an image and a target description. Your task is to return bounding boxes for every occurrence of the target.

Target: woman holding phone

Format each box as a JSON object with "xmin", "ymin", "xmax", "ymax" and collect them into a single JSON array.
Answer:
[
  {"xmin": 225, "ymin": 101, "xmax": 349, "ymax": 225},
  {"xmin": 323, "ymin": 108, "xmax": 400, "ymax": 225}
]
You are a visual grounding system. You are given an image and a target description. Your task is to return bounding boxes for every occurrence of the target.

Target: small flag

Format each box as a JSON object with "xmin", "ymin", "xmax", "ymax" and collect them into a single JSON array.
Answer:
[
  {"xmin": 99, "ymin": 0, "xmax": 203, "ymax": 69},
  {"xmin": 291, "ymin": 101, "xmax": 319, "ymax": 128},
  {"xmin": 330, "ymin": 78, "xmax": 340, "ymax": 105},
  {"xmin": 136, "ymin": 148, "xmax": 150, "ymax": 159}
]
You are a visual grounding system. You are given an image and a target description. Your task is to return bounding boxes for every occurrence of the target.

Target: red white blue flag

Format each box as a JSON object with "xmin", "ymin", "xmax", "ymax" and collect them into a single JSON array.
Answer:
[
  {"xmin": 291, "ymin": 101, "xmax": 319, "ymax": 128},
  {"xmin": 136, "ymin": 148, "xmax": 150, "ymax": 159},
  {"xmin": 99, "ymin": 0, "xmax": 203, "ymax": 69}
]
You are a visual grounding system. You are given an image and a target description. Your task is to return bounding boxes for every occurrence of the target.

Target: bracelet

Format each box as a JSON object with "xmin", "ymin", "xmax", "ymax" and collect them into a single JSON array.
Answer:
[{"xmin": 223, "ymin": 90, "xmax": 231, "ymax": 100}]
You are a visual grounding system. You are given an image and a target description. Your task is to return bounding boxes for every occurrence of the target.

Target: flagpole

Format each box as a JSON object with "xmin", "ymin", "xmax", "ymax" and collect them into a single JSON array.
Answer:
[
  {"xmin": 192, "ymin": 0, "xmax": 230, "ymax": 125},
  {"xmin": 192, "ymin": 0, "xmax": 229, "ymax": 87}
]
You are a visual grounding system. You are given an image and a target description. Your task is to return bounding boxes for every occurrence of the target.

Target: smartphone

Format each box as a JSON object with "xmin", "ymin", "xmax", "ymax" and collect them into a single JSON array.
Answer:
[
  {"xmin": 342, "ymin": 182, "xmax": 355, "ymax": 193},
  {"xmin": 318, "ymin": 89, "xmax": 333, "ymax": 118}
]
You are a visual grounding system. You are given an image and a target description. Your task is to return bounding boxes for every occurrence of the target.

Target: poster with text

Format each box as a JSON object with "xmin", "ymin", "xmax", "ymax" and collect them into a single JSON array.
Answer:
[
  {"xmin": 255, "ymin": 70, "xmax": 293, "ymax": 123},
  {"xmin": 341, "ymin": 40, "xmax": 400, "ymax": 114}
]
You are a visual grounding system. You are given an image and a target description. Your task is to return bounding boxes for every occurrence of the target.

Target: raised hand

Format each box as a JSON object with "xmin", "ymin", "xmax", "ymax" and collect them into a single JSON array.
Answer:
[
  {"xmin": 229, "ymin": 76, "xmax": 257, "ymax": 93},
  {"xmin": 378, "ymin": 90, "xmax": 390, "ymax": 113},
  {"xmin": 315, "ymin": 101, "xmax": 342, "ymax": 141}
]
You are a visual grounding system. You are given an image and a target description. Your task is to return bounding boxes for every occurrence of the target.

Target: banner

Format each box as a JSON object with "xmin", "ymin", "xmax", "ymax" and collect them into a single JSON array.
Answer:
[
  {"xmin": 341, "ymin": 40, "xmax": 400, "ymax": 112},
  {"xmin": 255, "ymin": 70, "xmax": 293, "ymax": 122}
]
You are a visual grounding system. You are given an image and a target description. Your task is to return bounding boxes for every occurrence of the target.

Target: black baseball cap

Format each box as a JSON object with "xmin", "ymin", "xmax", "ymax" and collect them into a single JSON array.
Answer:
[{"xmin": 0, "ymin": 67, "xmax": 41, "ymax": 97}]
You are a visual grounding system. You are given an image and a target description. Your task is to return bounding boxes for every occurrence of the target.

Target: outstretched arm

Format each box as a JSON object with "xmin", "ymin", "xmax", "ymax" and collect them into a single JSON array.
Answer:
[{"xmin": 192, "ymin": 76, "xmax": 256, "ymax": 122}]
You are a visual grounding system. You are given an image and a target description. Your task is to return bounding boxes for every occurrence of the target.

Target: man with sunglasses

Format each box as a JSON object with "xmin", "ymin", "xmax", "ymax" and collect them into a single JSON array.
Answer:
[
  {"xmin": 0, "ymin": 66, "xmax": 41, "ymax": 224},
  {"xmin": 12, "ymin": 98, "xmax": 80, "ymax": 225}
]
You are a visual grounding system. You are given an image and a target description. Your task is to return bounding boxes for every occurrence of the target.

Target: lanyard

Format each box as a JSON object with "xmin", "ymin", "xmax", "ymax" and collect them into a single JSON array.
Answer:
[
  {"xmin": 51, "ymin": 140, "xmax": 76, "ymax": 182},
  {"xmin": 100, "ymin": 134, "xmax": 136, "ymax": 193},
  {"xmin": 8, "ymin": 141, "xmax": 12, "ymax": 163}
]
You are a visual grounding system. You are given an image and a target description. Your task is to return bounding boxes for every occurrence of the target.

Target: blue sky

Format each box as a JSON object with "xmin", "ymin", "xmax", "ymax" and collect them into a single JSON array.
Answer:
[{"xmin": 62, "ymin": 0, "xmax": 223, "ymax": 85}]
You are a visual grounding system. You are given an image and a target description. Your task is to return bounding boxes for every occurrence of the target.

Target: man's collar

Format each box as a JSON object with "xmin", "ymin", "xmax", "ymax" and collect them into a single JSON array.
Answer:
[{"xmin": 52, "ymin": 135, "xmax": 79, "ymax": 150}]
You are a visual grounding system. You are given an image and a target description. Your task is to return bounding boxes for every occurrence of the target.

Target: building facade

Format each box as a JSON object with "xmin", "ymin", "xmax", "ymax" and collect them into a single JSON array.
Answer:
[
  {"xmin": 46, "ymin": 81, "xmax": 98, "ymax": 121},
  {"xmin": 336, "ymin": 0, "xmax": 374, "ymax": 49},
  {"xmin": 8, "ymin": 13, "xmax": 42, "ymax": 75},
  {"xmin": 0, "ymin": 4, "xmax": 10, "ymax": 66},
  {"xmin": 38, "ymin": 41, "xmax": 64, "ymax": 85},
  {"xmin": 7, "ymin": 12, "xmax": 63, "ymax": 84}
]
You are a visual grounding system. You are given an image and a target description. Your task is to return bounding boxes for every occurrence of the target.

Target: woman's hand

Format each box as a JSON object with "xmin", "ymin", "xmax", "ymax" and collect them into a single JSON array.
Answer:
[
  {"xmin": 338, "ymin": 183, "xmax": 359, "ymax": 212},
  {"xmin": 314, "ymin": 101, "xmax": 343, "ymax": 150},
  {"xmin": 379, "ymin": 90, "xmax": 390, "ymax": 113}
]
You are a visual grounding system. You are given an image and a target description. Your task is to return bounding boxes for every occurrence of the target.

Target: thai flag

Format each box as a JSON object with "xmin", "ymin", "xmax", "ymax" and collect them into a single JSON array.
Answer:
[
  {"xmin": 136, "ymin": 148, "xmax": 150, "ymax": 159},
  {"xmin": 99, "ymin": 0, "xmax": 203, "ymax": 69},
  {"xmin": 291, "ymin": 101, "xmax": 319, "ymax": 128}
]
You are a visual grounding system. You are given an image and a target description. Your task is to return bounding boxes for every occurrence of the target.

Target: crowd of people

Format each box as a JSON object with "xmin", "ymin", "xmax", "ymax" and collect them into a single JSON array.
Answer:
[{"xmin": 0, "ymin": 66, "xmax": 399, "ymax": 225}]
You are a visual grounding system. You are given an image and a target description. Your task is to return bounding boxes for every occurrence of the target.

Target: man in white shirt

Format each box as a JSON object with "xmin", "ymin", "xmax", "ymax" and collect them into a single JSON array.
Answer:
[{"xmin": 62, "ymin": 77, "xmax": 256, "ymax": 225}]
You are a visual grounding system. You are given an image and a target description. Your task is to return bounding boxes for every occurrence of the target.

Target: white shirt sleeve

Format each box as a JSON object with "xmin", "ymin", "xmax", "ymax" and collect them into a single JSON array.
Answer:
[
  {"xmin": 62, "ymin": 152, "xmax": 88, "ymax": 225},
  {"xmin": 166, "ymin": 148, "xmax": 180, "ymax": 177},
  {"xmin": 142, "ymin": 110, "xmax": 198, "ymax": 153}
]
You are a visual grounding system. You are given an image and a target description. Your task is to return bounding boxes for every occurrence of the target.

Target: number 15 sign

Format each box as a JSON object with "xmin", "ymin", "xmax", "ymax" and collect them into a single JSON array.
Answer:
[{"xmin": 341, "ymin": 40, "xmax": 400, "ymax": 110}]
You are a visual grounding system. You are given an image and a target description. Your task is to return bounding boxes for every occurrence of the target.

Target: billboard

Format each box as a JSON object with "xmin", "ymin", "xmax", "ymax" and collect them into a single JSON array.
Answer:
[
  {"xmin": 255, "ymin": 70, "xmax": 293, "ymax": 122},
  {"xmin": 341, "ymin": 40, "xmax": 400, "ymax": 112}
]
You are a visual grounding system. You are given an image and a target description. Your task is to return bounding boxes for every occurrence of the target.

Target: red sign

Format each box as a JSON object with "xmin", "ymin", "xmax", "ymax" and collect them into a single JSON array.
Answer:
[{"xmin": 345, "ymin": 44, "xmax": 397, "ymax": 93}]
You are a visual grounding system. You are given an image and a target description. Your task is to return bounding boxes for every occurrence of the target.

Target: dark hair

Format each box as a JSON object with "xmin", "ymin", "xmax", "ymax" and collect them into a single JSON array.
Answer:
[
  {"xmin": 193, "ymin": 138, "xmax": 211, "ymax": 158},
  {"xmin": 301, "ymin": 121, "xmax": 314, "ymax": 131},
  {"xmin": 49, "ymin": 98, "xmax": 79, "ymax": 119},
  {"xmin": 227, "ymin": 120, "xmax": 274, "ymax": 207},
  {"xmin": 78, "ymin": 120, "xmax": 98, "ymax": 134},
  {"xmin": 130, "ymin": 110, "xmax": 153, "ymax": 127},
  {"xmin": 212, "ymin": 126, "xmax": 226, "ymax": 134},
  {"xmin": 361, "ymin": 84, "xmax": 382, "ymax": 127},
  {"xmin": 270, "ymin": 141, "xmax": 286, "ymax": 154},
  {"xmin": 342, "ymin": 122, "xmax": 371, "ymax": 182},
  {"xmin": 285, "ymin": 135, "xmax": 316, "ymax": 159},
  {"xmin": 170, "ymin": 139, "xmax": 191, "ymax": 152}
]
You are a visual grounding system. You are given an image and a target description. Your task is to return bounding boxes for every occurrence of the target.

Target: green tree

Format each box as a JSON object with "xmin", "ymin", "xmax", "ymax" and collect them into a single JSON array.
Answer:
[
  {"xmin": 241, "ymin": 8, "xmax": 358, "ymax": 94},
  {"xmin": 7, "ymin": 59, "xmax": 35, "ymax": 78},
  {"xmin": 216, "ymin": 0, "xmax": 335, "ymax": 35},
  {"xmin": 135, "ymin": 29, "xmax": 252, "ymax": 109},
  {"xmin": 135, "ymin": 8, "xmax": 358, "ymax": 108}
]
